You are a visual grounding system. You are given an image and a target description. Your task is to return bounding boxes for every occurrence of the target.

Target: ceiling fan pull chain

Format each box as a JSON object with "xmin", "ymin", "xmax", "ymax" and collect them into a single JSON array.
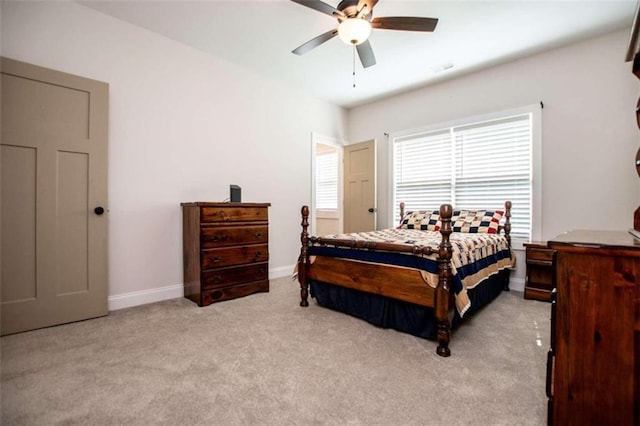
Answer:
[{"xmin": 352, "ymin": 45, "xmax": 356, "ymax": 88}]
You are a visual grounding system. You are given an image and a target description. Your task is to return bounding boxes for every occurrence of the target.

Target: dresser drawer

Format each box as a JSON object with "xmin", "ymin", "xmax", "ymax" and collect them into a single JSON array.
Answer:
[
  {"xmin": 201, "ymin": 245, "xmax": 268, "ymax": 269},
  {"xmin": 201, "ymin": 225, "xmax": 268, "ymax": 248},
  {"xmin": 201, "ymin": 280, "xmax": 269, "ymax": 305},
  {"xmin": 201, "ymin": 263, "xmax": 268, "ymax": 289},
  {"xmin": 527, "ymin": 247, "xmax": 554, "ymax": 264},
  {"xmin": 201, "ymin": 206, "xmax": 268, "ymax": 223}
]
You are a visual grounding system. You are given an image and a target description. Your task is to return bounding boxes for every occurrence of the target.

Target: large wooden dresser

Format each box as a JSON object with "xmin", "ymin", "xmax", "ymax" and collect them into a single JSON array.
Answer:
[
  {"xmin": 547, "ymin": 230, "xmax": 640, "ymax": 426},
  {"xmin": 181, "ymin": 202, "xmax": 270, "ymax": 306}
]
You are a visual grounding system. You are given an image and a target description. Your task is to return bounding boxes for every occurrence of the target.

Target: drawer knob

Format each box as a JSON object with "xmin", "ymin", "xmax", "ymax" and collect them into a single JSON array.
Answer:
[
  {"xmin": 212, "ymin": 256, "xmax": 221, "ymax": 263},
  {"xmin": 256, "ymin": 268, "xmax": 264, "ymax": 275},
  {"xmin": 594, "ymin": 331, "xmax": 602, "ymax": 343},
  {"xmin": 212, "ymin": 275, "xmax": 221, "ymax": 283},
  {"xmin": 210, "ymin": 234, "xmax": 228, "ymax": 242},
  {"xmin": 255, "ymin": 232, "xmax": 263, "ymax": 238}
]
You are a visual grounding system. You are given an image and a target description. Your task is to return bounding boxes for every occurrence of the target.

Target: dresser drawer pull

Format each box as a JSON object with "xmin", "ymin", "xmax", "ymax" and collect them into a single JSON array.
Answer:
[
  {"xmin": 255, "ymin": 232, "xmax": 263, "ymax": 238},
  {"xmin": 212, "ymin": 256, "xmax": 221, "ymax": 263},
  {"xmin": 212, "ymin": 274, "xmax": 221, "ymax": 283},
  {"xmin": 210, "ymin": 234, "xmax": 229, "ymax": 242},
  {"xmin": 546, "ymin": 350, "xmax": 554, "ymax": 397},
  {"xmin": 219, "ymin": 211, "xmax": 228, "ymax": 221},
  {"xmin": 254, "ymin": 251, "xmax": 262, "ymax": 260},
  {"xmin": 256, "ymin": 268, "xmax": 264, "ymax": 275}
]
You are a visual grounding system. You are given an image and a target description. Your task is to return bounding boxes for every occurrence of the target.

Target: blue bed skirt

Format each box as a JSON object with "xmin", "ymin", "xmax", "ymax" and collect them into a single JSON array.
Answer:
[{"xmin": 309, "ymin": 269, "xmax": 509, "ymax": 340}]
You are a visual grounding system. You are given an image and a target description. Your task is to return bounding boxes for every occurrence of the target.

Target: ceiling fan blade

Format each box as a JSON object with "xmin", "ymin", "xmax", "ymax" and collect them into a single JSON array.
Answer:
[
  {"xmin": 371, "ymin": 17, "xmax": 439, "ymax": 32},
  {"xmin": 356, "ymin": 40, "xmax": 376, "ymax": 68},
  {"xmin": 292, "ymin": 29, "xmax": 339, "ymax": 55},
  {"xmin": 290, "ymin": 0, "xmax": 345, "ymax": 19}
]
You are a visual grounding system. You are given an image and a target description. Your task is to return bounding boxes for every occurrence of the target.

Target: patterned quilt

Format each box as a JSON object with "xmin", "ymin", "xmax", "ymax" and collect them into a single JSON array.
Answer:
[{"xmin": 309, "ymin": 228, "xmax": 513, "ymax": 316}]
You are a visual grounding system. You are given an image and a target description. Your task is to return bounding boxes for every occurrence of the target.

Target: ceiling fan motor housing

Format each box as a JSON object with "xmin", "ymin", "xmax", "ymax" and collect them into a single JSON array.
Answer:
[{"xmin": 337, "ymin": 0, "xmax": 373, "ymax": 20}]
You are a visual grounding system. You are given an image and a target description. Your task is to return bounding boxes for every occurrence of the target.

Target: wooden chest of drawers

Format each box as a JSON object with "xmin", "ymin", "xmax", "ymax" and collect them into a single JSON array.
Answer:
[
  {"xmin": 181, "ymin": 202, "xmax": 270, "ymax": 306},
  {"xmin": 547, "ymin": 230, "xmax": 640, "ymax": 425},
  {"xmin": 524, "ymin": 241, "xmax": 555, "ymax": 302}
]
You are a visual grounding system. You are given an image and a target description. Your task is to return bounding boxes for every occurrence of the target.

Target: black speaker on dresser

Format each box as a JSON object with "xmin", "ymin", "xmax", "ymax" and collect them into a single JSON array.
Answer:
[{"xmin": 230, "ymin": 185, "xmax": 241, "ymax": 203}]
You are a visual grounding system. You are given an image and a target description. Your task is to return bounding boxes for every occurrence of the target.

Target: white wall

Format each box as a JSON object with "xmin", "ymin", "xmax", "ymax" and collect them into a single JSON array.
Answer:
[
  {"xmin": 348, "ymin": 29, "xmax": 640, "ymax": 287},
  {"xmin": 4, "ymin": 2, "xmax": 639, "ymax": 302},
  {"xmin": 1, "ymin": 1, "xmax": 348, "ymax": 308}
]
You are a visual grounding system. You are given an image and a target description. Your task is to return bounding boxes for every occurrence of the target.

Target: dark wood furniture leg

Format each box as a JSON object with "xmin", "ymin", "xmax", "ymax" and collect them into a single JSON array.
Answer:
[
  {"xmin": 299, "ymin": 205, "xmax": 310, "ymax": 307},
  {"xmin": 503, "ymin": 200, "xmax": 512, "ymax": 290},
  {"xmin": 435, "ymin": 204, "xmax": 453, "ymax": 357}
]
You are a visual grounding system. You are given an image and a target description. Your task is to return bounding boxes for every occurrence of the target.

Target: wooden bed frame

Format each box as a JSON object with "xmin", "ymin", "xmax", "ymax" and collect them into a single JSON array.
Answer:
[{"xmin": 297, "ymin": 201, "xmax": 512, "ymax": 357}]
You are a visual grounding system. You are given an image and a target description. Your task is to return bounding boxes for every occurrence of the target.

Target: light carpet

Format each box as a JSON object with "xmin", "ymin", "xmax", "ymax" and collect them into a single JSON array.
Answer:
[{"xmin": 1, "ymin": 277, "xmax": 550, "ymax": 425}]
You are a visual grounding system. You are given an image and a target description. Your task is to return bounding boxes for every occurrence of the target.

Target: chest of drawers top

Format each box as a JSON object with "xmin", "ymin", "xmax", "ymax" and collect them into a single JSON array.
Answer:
[{"xmin": 181, "ymin": 202, "xmax": 271, "ymax": 224}]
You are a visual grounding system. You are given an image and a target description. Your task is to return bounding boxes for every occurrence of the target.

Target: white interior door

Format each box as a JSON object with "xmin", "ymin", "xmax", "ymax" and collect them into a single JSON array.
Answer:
[
  {"xmin": 1, "ymin": 57, "xmax": 109, "ymax": 335},
  {"xmin": 343, "ymin": 139, "xmax": 376, "ymax": 233}
]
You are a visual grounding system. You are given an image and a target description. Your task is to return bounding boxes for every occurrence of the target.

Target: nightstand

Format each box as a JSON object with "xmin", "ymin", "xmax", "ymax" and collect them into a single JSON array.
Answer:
[{"xmin": 523, "ymin": 241, "xmax": 555, "ymax": 302}]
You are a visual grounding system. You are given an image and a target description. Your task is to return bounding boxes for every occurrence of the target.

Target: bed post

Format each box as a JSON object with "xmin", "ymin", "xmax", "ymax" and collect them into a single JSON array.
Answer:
[
  {"xmin": 502, "ymin": 200, "xmax": 513, "ymax": 292},
  {"xmin": 504, "ymin": 200, "xmax": 512, "ymax": 248},
  {"xmin": 436, "ymin": 203, "xmax": 453, "ymax": 357},
  {"xmin": 299, "ymin": 205, "xmax": 310, "ymax": 307}
]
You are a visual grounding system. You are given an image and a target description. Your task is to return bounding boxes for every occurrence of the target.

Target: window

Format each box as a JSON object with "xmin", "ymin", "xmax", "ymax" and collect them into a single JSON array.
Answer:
[
  {"xmin": 391, "ymin": 106, "xmax": 541, "ymax": 242},
  {"xmin": 315, "ymin": 151, "xmax": 338, "ymax": 210}
]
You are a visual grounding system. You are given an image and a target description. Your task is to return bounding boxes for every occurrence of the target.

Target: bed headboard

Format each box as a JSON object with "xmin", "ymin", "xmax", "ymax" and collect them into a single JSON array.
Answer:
[{"xmin": 399, "ymin": 201, "xmax": 511, "ymax": 242}]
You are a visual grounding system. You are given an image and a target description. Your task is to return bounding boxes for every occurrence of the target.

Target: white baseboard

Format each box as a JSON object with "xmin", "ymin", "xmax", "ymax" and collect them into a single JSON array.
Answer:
[
  {"xmin": 108, "ymin": 283, "xmax": 183, "ymax": 311},
  {"xmin": 270, "ymin": 264, "xmax": 295, "ymax": 279},
  {"xmin": 509, "ymin": 277, "xmax": 525, "ymax": 292},
  {"xmin": 108, "ymin": 264, "xmax": 297, "ymax": 311}
]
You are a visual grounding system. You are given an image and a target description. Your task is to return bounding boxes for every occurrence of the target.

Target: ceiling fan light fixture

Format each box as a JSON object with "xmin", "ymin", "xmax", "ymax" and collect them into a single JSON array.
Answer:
[{"xmin": 337, "ymin": 18, "xmax": 371, "ymax": 46}]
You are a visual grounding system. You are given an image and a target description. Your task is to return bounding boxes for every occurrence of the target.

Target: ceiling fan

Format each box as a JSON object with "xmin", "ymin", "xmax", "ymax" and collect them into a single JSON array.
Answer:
[{"xmin": 290, "ymin": 0, "xmax": 438, "ymax": 68}]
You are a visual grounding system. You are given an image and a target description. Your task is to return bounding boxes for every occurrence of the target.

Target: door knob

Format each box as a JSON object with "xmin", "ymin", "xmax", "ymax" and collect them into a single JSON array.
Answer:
[
  {"xmin": 368, "ymin": 208, "xmax": 377, "ymax": 213},
  {"xmin": 94, "ymin": 207, "xmax": 105, "ymax": 215}
]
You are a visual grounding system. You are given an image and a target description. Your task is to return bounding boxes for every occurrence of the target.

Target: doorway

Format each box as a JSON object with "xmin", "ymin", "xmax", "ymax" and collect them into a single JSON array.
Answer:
[{"xmin": 311, "ymin": 133, "xmax": 343, "ymax": 236}]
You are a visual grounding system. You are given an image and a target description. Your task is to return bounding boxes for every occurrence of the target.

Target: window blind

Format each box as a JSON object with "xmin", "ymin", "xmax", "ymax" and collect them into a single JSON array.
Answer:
[
  {"xmin": 393, "ymin": 130, "xmax": 452, "ymax": 223},
  {"xmin": 316, "ymin": 151, "xmax": 338, "ymax": 210},
  {"xmin": 393, "ymin": 113, "xmax": 533, "ymax": 240}
]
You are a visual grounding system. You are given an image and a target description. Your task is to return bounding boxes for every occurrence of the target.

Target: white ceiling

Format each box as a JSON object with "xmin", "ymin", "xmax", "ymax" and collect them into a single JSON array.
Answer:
[{"xmin": 80, "ymin": 0, "xmax": 637, "ymax": 108}]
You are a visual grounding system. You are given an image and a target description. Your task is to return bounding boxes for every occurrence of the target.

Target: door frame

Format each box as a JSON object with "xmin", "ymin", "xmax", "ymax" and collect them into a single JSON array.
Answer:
[{"xmin": 310, "ymin": 132, "xmax": 344, "ymax": 235}]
